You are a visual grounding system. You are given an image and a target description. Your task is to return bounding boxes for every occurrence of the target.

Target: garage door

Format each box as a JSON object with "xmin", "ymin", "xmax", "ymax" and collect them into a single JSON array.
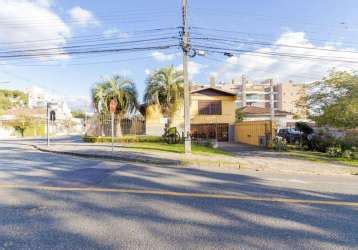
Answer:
[{"xmin": 191, "ymin": 123, "xmax": 229, "ymax": 141}]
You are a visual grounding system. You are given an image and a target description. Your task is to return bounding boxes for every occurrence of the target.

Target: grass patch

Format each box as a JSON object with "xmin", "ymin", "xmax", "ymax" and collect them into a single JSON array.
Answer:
[
  {"xmin": 82, "ymin": 135, "xmax": 232, "ymax": 156},
  {"xmin": 287, "ymin": 150, "xmax": 358, "ymax": 167},
  {"xmin": 120, "ymin": 142, "xmax": 233, "ymax": 156}
]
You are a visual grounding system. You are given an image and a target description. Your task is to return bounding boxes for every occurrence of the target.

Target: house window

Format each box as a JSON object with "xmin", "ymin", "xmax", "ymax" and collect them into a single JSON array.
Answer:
[{"xmin": 198, "ymin": 100, "xmax": 222, "ymax": 115}]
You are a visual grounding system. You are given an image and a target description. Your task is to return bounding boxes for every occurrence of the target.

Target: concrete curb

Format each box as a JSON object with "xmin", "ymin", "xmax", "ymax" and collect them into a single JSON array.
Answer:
[
  {"xmin": 32, "ymin": 145, "xmax": 181, "ymax": 166},
  {"xmin": 3, "ymin": 140, "xmax": 241, "ymax": 169}
]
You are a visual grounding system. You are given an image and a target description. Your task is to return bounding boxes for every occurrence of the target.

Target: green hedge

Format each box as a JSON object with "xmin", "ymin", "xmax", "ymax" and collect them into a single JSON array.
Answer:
[{"xmin": 82, "ymin": 135, "xmax": 164, "ymax": 143}]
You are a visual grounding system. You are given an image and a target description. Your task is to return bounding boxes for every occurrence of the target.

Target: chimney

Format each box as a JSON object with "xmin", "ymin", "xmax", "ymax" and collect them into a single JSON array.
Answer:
[{"xmin": 209, "ymin": 76, "xmax": 216, "ymax": 87}]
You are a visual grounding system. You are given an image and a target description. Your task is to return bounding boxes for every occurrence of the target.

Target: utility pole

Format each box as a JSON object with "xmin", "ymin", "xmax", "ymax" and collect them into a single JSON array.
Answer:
[
  {"xmin": 182, "ymin": 0, "xmax": 191, "ymax": 153},
  {"xmin": 46, "ymin": 103, "xmax": 50, "ymax": 146},
  {"xmin": 269, "ymin": 79, "xmax": 275, "ymax": 147}
]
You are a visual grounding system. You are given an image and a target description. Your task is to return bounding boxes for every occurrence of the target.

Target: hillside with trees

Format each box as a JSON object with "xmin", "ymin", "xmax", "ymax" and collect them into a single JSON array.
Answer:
[{"xmin": 0, "ymin": 89, "xmax": 28, "ymax": 115}]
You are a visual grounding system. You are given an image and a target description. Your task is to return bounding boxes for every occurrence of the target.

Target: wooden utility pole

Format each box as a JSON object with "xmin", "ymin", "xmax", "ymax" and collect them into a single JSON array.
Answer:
[
  {"xmin": 46, "ymin": 103, "xmax": 50, "ymax": 146},
  {"xmin": 182, "ymin": 0, "xmax": 191, "ymax": 153},
  {"xmin": 269, "ymin": 79, "xmax": 275, "ymax": 147}
]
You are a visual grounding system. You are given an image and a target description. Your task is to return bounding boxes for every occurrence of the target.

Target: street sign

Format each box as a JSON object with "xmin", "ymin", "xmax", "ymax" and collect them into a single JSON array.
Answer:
[{"xmin": 109, "ymin": 99, "xmax": 117, "ymax": 113}]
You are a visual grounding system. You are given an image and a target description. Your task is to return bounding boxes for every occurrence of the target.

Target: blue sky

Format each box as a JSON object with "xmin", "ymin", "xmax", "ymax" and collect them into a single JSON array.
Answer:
[{"xmin": 1, "ymin": 0, "xmax": 358, "ymax": 109}]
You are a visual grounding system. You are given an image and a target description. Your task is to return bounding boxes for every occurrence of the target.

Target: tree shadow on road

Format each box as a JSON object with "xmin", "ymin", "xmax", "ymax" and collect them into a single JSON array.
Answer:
[{"xmin": 1, "ymin": 143, "xmax": 358, "ymax": 248}]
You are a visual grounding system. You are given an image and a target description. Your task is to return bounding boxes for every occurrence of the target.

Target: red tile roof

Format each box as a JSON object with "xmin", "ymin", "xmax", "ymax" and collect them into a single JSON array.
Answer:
[{"xmin": 241, "ymin": 106, "xmax": 291, "ymax": 116}]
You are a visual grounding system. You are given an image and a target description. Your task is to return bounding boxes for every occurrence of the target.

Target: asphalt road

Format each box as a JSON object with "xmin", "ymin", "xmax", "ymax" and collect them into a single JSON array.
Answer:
[{"xmin": 0, "ymin": 142, "xmax": 357, "ymax": 249}]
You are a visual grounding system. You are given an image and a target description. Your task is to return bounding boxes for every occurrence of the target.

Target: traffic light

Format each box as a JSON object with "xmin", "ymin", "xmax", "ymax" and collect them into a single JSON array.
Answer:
[{"xmin": 50, "ymin": 110, "xmax": 56, "ymax": 122}]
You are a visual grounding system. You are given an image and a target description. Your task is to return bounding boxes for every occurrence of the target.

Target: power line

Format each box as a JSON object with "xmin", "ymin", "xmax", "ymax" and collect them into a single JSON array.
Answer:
[
  {"xmin": 190, "ymin": 36, "xmax": 358, "ymax": 55},
  {"xmin": 191, "ymin": 26, "xmax": 358, "ymax": 49},
  {"xmin": 0, "ymin": 44, "xmax": 179, "ymax": 59},
  {"xmin": 0, "ymin": 27, "xmax": 180, "ymax": 46},
  {"xmin": 191, "ymin": 44, "xmax": 358, "ymax": 64},
  {"xmin": 0, "ymin": 37, "xmax": 178, "ymax": 55}
]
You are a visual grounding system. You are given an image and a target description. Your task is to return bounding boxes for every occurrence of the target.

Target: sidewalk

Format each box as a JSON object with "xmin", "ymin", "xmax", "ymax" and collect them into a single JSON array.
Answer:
[
  {"xmin": 30, "ymin": 142, "xmax": 357, "ymax": 176},
  {"xmin": 33, "ymin": 143, "xmax": 241, "ymax": 169}
]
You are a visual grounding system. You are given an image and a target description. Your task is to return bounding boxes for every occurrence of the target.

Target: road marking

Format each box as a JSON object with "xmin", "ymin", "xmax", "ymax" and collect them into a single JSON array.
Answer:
[{"xmin": 0, "ymin": 184, "xmax": 357, "ymax": 207}]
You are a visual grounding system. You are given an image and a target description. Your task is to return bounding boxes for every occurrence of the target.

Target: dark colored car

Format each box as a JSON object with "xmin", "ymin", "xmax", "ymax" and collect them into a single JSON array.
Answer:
[{"xmin": 278, "ymin": 128, "xmax": 302, "ymax": 144}]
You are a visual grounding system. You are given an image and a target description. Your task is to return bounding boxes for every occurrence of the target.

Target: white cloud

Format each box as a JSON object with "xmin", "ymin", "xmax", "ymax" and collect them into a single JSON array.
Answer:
[
  {"xmin": 211, "ymin": 31, "xmax": 358, "ymax": 83},
  {"xmin": 35, "ymin": 0, "xmax": 54, "ymax": 7},
  {"xmin": 144, "ymin": 68, "xmax": 151, "ymax": 75},
  {"xmin": 69, "ymin": 6, "xmax": 99, "ymax": 27},
  {"xmin": 151, "ymin": 51, "xmax": 177, "ymax": 62},
  {"xmin": 176, "ymin": 61, "xmax": 207, "ymax": 78},
  {"xmin": 103, "ymin": 28, "xmax": 129, "ymax": 39},
  {"xmin": 0, "ymin": 0, "xmax": 71, "ymax": 60}
]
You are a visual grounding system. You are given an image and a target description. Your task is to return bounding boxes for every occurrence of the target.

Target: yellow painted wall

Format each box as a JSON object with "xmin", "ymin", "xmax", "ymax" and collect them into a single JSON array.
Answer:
[
  {"xmin": 145, "ymin": 104, "xmax": 166, "ymax": 136},
  {"xmin": 144, "ymin": 94, "xmax": 236, "ymax": 135},
  {"xmin": 234, "ymin": 120, "xmax": 275, "ymax": 147},
  {"xmin": 190, "ymin": 95, "xmax": 236, "ymax": 125}
]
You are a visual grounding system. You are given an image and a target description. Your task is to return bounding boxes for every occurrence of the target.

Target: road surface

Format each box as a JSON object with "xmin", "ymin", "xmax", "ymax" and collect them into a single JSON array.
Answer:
[{"xmin": 0, "ymin": 142, "xmax": 357, "ymax": 249}]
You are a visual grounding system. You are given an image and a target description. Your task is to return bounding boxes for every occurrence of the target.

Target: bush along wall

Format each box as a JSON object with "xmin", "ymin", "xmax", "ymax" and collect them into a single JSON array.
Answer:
[{"xmin": 82, "ymin": 135, "xmax": 164, "ymax": 143}]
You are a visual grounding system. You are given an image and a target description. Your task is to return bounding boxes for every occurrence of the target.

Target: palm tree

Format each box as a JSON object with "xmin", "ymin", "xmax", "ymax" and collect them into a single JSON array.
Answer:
[
  {"xmin": 144, "ymin": 66, "xmax": 183, "ymax": 127},
  {"xmin": 91, "ymin": 75, "xmax": 138, "ymax": 136}
]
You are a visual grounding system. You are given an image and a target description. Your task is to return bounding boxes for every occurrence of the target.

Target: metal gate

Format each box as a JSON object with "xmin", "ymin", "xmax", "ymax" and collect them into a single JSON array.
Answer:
[{"xmin": 191, "ymin": 123, "xmax": 229, "ymax": 141}]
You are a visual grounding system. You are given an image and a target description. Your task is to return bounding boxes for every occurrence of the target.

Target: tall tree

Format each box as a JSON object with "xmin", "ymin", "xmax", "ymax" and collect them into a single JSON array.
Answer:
[
  {"xmin": 144, "ymin": 66, "xmax": 183, "ymax": 126},
  {"xmin": 305, "ymin": 70, "xmax": 358, "ymax": 129},
  {"xmin": 91, "ymin": 75, "xmax": 138, "ymax": 136}
]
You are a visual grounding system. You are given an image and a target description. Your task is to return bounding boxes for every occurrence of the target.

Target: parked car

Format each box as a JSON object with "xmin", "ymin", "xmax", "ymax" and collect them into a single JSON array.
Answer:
[{"xmin": 278, "ymin": 128, "xmax": 302, "ymax": 144}]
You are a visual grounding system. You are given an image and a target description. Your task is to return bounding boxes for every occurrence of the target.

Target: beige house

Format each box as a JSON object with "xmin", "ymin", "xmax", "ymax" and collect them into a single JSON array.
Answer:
[{"xmin": 143, "ymin": 87, "xmax": 237, "ymax": 141}]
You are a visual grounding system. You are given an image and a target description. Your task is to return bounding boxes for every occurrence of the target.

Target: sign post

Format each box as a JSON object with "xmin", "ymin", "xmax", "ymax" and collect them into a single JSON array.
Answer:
[{"xmin": 109, "ymin": 99, "xmax": 117, "ymax": 154}]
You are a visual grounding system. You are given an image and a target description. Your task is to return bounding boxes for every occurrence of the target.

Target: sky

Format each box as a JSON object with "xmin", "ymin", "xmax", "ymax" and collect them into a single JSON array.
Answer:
[{"xmin": 1, "ymin": 0, "xmax": 358, "ymax": 110}]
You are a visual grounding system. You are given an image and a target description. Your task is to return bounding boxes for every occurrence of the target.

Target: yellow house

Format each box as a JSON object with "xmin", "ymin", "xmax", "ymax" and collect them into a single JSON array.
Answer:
[{"xmin": 142, "ymin": 87, "xmax": 237, "ymax": 141}]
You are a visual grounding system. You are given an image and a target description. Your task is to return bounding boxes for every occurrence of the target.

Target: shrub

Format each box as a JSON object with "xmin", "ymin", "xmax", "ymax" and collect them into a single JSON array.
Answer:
[
  {"xmin": 327, "ymin": 146, "xmax": 342, "ymax": 157},
  {"xmin": 337, "ymin": 131, "xmax": 358, "ymax": 150},
  {"xmin": 342, "ymin": 150, "xmax": 354, "ymax": 159},
  {"xmin": 308, "ymin": 131, "xmax": 338, "ymax": 152},
  {"xmin": 273, "ymin": 137, "xmax": 288, "ymax": 151},
  {"xmin": 82, "ymin": 135, "xmax": 164, "ymax": 143}
]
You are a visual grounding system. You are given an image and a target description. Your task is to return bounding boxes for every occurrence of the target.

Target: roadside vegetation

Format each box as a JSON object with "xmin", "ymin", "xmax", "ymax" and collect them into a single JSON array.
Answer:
[
  {"xmin": 0, "ymin": 89, "xmax": 28, "ymax": 115},
  {"xmin": 272, "ymin": 71, "xmax": 358, "ymax": 167},
  {"xmin": 82, "ymin": 135, "xmax": 231, "ymax": 156}
]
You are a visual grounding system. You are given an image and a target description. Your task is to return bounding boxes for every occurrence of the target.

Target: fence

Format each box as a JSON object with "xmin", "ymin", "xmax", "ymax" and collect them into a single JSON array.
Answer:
[
  {"xmin": 86, "ymin": 114, "xmax": 145, "ymax": 137},
  {"xmin": 0, "ymin": 117, "xmax": 83, "ymax": 137}
]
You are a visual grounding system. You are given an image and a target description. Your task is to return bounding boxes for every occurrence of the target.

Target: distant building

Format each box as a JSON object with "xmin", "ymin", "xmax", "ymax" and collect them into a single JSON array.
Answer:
[
  {"xmin": 25, "ymin": 86, "xmax": 72, "ymax": 120},
  {"xmin": 197, "ymin": 76, "xmax": 307, "ymax": 119}
]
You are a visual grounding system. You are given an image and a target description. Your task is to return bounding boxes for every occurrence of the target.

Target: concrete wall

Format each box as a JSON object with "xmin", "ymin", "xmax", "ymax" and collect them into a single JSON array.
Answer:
[{"xmin": 145, "ymin": 104, "xmax": 166, "ymax": 136}]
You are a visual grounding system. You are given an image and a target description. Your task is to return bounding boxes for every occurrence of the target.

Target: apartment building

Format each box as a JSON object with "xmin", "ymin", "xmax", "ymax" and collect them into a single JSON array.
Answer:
[{"xmin": 210, "ymin": 76, "xmax": 307, "ymax": 118}]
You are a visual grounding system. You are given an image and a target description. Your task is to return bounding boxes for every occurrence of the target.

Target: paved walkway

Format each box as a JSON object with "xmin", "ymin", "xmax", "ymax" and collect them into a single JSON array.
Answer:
[
  {"xmin": 2, "ymin": 137, "xmax": 356, "ymax": 176},
  {"xmin": 218, "ymin": 142, "xmax": 357, "ymax": 176}
]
